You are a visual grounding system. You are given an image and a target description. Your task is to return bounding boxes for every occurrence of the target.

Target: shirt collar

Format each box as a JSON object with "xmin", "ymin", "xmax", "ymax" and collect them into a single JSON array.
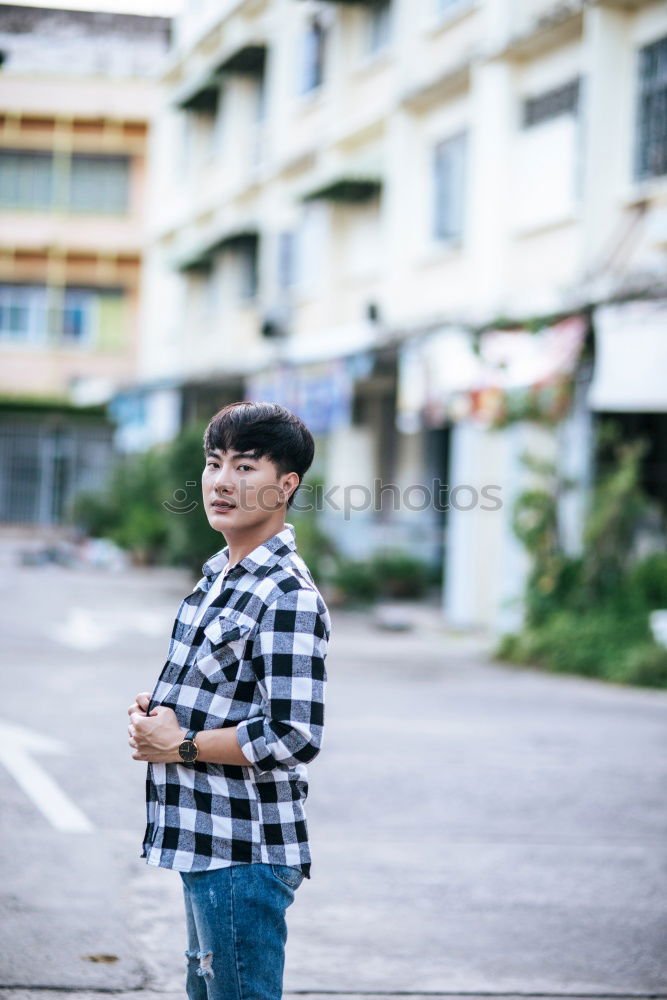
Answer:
[{"xmin": 200, "ymin": 522, "xmax": 297, "ymax": 585}]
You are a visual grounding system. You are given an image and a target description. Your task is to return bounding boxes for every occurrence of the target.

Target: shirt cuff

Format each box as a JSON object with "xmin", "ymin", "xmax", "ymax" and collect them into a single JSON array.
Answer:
[{"xmin": 235, "ymin": 716, "xmax": 281, "ymax": 773}]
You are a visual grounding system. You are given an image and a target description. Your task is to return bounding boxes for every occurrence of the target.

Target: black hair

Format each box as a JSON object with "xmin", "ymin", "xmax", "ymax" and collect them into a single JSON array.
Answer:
[{"xmin": 203, "ymin": 400, "xmax": 315, "ymax": 508}]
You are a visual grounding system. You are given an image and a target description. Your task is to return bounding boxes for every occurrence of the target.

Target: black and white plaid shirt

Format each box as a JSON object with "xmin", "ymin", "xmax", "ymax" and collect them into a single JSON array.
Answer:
[{"xmin": 141, "ymin": 523, "xmax": 330, "ymax": 878}]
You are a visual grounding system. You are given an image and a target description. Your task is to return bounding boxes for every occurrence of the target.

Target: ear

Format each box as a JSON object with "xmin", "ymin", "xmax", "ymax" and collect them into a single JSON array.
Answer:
[{"xmin": 281, "ymin": 471, "xmax": 300, "ymax": 503}]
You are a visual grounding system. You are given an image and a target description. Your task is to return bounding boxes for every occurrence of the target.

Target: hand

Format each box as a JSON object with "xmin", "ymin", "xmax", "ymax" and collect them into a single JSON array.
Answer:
[
  {"xmin": 127, "ymin": 691, "xmax": 152, "ymax": 716},
  {"xmin": 128, "ymin": 705, "xmax": 185, "ymax": 763}
]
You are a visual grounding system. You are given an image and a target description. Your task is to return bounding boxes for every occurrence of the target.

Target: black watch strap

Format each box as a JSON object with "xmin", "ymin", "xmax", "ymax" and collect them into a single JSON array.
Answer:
[{"xmin": 184, "ymin": 729, "xmax": 198, "ymax": 742}]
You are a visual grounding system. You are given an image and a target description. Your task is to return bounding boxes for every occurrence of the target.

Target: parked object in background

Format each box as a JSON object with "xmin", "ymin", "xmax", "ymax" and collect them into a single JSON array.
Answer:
[
  {"xmin": 18, "ymin": 533, "xmax": 128, "ymax": 572},
  {"xmin": 649, "ymin": 610, "xmax": 667, "ymax": 649}
]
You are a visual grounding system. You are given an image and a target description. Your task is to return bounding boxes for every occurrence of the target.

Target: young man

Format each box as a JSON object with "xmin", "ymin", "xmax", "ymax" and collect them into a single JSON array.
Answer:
[{"xmin": 127, "ymin": 401, "xmax": 330, "ymax": 1000}]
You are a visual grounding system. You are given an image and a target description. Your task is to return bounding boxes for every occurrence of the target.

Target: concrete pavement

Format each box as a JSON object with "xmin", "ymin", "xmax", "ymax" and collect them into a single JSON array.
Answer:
[{"xmin": 0, "ymin": 543, "xmax": 665, "ymax": 999}]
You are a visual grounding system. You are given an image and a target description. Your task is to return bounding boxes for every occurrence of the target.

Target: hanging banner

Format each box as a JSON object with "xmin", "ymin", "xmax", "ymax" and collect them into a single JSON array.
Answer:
[
  {"xmin": 245, "ymin": 357, "xmax": 354, "ymax": 436},
  {"xmin": 587, "ymin": 300, "xmax": 667, "ymax": 412},
  {"xmin": 397, "ymin": 315, "xmax": 587, "ymax": 430}
]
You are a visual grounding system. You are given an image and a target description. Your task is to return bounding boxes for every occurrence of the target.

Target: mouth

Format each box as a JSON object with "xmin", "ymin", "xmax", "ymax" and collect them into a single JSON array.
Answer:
[{"xmin": 210, "ymin": 499, "xmax": 237, "ymax": 512}]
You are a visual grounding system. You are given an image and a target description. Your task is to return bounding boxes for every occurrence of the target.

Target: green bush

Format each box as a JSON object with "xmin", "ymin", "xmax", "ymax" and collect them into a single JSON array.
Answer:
[
  {"xmin": 327, "ymin": 548, "xmax": 434, "ymax": 604},
  {"xmin": 496, "ymin": 559, "xmax": 667, "ymax": 689},
  {"xmin": 69, "ymin": 449, "xmax": 170, "ymax": 563},
  {"xmin": 499, "ymin": 426, "xmax": 667, "ymax": 688},
  {"xmin": 613, "ymin": 643, "xmax": 667, "ymax": 688},
  {"xmin": 370, "ymin": 549, "xmax": 431, "ymax": 598},
  {"xmin": 330, "ymin": 558, "xmax": 380, "ymax": 604},
  {"xmin": 290, "ymin": 510, "xmax": 337, "ymax": 585},
  {"xmin": 628, "ymin": 553, "xmax": 667, "ymax": 610}
]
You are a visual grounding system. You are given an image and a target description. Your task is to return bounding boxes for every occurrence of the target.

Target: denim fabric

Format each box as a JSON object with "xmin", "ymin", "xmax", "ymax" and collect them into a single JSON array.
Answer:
[{"xmin": 180, "ymin": 861, "xmax": 304, "ymax": 1000}]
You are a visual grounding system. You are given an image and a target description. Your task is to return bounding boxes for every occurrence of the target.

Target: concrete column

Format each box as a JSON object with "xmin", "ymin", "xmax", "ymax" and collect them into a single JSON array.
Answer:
[
  {"xmin": 465, "ymin": 53, "xmax": 515, "ymax": 321},
  {"xmin": 578, "ymin": 5, "xmax": 633, "ymax": 279}
]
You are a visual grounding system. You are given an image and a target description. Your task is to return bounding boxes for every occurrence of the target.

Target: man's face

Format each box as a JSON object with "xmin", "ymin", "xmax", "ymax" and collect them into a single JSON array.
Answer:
[{"xmin": 202, "ymin": 448, "xmax": 296, "ymax": 533}]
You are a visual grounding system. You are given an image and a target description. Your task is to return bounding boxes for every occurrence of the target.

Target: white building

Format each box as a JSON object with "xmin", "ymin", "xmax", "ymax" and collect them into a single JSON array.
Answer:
[{"xmin": 136, "ymin": 0, "xmax": 667, "ymax": 631}]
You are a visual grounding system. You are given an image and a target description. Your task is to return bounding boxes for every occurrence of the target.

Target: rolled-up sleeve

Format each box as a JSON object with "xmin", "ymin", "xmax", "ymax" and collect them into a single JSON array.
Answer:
[{"xmin": 235, "ymin": 586, "xmax": 328, "ymax": 773}]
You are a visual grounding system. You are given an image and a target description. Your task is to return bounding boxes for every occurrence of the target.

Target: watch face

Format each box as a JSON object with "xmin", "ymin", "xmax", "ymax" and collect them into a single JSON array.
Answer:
[{"xmin": 179, "ymin": 740, "xmax": 198, "ymax": 763}]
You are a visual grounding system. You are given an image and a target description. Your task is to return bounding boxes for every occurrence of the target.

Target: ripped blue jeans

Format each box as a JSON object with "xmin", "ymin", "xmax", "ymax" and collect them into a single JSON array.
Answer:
[{"xmin": 180, "ymin": 863, "xmax": 304, "ymax": 1000}]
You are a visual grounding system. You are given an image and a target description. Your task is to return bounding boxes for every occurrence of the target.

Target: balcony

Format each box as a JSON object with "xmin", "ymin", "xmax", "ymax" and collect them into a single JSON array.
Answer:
[
  {"xmin": 503, "ymin": 0, "xmax": 584, "ymax": 59},
  {"xmin": 401, "ymin": 58, "xmax": 472, "ymax": 112}
]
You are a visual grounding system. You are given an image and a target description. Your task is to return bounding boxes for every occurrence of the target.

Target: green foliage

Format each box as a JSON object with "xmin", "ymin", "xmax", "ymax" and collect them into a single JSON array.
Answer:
[
  {"xmin": 510, "ymin": 453, "xmax": 578, "ymax": 627},
  {"xmin": 581, "ymin": 435, "xmax": 650, "ymax": 601},
  {"xmin": 328, "ymin": 548, "xmax": 434, "ymax": 604},
  {"xmin": 628, "ymin": 553, "xmax": 667, "ymax": 609},
  {"xmin": 610, "ymin": 643, "xmax": 667, "ymax": 688},
  {"xmin": 69, "ymin": 448, "xmax": 169, "ymax": 563},
  {"xmin": 330, "ymin": 558, "xmax": 380, "ymax": 605},
  {"xmin": 497, "ymin": 423, "xmax": 667, "ymax": 688},
  {"xmin": 290, "ymin": 507, "xmax": 337, "ymax": 586},
  {"xmin": 161, "ymin": 420, "xmax": 221, "ymax": 574},
  {"xmin": 369, "ymin": 549, "xmax": 431, "ymax": 598},
  {"xmin": 69, "ymin": 488, "xmax": 118, "ymax": 539}
]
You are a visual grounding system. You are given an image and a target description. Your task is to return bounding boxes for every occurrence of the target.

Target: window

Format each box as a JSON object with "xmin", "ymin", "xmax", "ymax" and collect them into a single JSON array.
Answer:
[
  {"xmin": 0, "ymin": 283, "xmax": 122, "ymax": 346},
  {"xmin": 366, "ymin": 1, "xmax": 392, "ymax": 55},
  {"xmin": 68, "ymin": 155, "xmax": 130, "ymax": 214},
  {"xmin": 0, "ymin": 284, "xmax": 47, "ymax": 341},
  {"xmin": 62, "ymin": 288, "xmax": 95, "ymax": 343},
  {"xmin": 516, "ymin": 80, "xmax": 581, "ymax": 229},
  {"xmin": 522, "ymin": 79, "xmax": 580, "ymax": 128},
  {"xmin": 296, "ymin": 202, "xmax": 328, "ymax": 290},
  {"xmin": 636, "ymin": 35, "xmax": 667, "ymax": 180},
  {"xmin": 278, "ymin": 231, "xmax": 296, "ymax": 290},
  {"xmin": 237, "ymin": 243, "xmax": 258, "ymax": 300},
  {"xmin": 433, "ymin": 132, "xmax": 467, "ymax": 242},
  {"xmin": 301, "ymin": 17, "xmax": 327, "ymax": 94},
  {"xmin": 0, "ymin": 151, "xmax": 53, "ymax": 209}
]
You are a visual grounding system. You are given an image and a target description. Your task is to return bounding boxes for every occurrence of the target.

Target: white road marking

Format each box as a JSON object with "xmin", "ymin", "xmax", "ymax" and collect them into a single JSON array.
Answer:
[
  {"xmin": 50, "ymin": 607, "xmax": 166, "ymax": 650},
  {"xmin": 52, "ymin": 607, "xmax": 111, "ymax": 651},
  {"xmin": 0, "ymin": 721, "xmax": 93, "ymax": 833}
]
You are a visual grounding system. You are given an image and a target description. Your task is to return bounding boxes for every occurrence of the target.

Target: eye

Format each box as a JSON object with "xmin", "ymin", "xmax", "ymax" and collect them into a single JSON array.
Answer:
[{"xmin": 238, "ymin": 464, "xmax": 254, "ymax": 472}]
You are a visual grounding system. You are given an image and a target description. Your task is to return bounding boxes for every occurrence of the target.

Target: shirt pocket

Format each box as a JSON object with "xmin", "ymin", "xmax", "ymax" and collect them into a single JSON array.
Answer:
[{"xmin": 194, "ymin": 614, "xmax": 254, "ymax": 685}]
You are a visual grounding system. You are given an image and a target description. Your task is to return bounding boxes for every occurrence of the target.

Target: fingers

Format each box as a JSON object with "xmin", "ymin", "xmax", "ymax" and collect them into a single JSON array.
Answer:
[{"xmin": 127, "ymin": 692, "xmax": 151, "ymax": 716}]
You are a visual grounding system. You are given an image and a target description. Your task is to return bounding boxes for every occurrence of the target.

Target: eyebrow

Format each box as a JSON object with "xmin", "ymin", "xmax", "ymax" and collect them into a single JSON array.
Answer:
[{"xmin": 206, "ymin": 450, "xmax": 260, "ymax": 461}]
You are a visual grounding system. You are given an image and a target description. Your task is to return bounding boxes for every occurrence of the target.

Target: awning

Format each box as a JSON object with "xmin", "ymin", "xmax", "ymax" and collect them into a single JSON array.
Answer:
[
  {"xmin": 172, "ymin": 44, "xmax": 266, "ymax": 111},
  {"xmin": 588, "ymin": 300, "xmax": 667, "ymax": 412},
  {"xmin": 173, "ymin": 67, "xmax": 220, "ymax": 113},
  {"xmin": 217, "ymin": 44, "xmax": 266, "ymax": 76},
  {"xmin": 302, "ymin": 176, "xmax": 382, "ymax": 203},
  {"xmin": 174, "ymin": 227, "xmax": 259, "ymax": 272}
]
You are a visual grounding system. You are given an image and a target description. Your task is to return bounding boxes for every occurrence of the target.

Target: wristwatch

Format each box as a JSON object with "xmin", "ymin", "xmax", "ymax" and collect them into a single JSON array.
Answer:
[{"xmin": 178, "ymin": 729, "xmax": 199, "ymax": 763}]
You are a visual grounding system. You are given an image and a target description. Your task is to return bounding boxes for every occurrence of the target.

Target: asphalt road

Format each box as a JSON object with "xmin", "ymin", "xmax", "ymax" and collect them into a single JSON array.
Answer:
[{"xmin": 0, "ymin": 543, "xmax": 666, "ymax": 1000}]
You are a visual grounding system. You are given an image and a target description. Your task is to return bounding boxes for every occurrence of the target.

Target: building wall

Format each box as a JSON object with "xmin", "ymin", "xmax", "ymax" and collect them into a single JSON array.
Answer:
[
  {"xmin": 139, "ymin": 0, "xmax": 667, "ymax": 628},
  {"xmin": 0, "ymin": 5, "xmax": 170, "ymax": 403}
]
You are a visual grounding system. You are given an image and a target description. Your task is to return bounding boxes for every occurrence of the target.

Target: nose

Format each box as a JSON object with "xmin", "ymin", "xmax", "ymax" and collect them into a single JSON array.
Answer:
[{"xmin": 211, "ymin": 462, "xmax": 234, "ymax": 492}]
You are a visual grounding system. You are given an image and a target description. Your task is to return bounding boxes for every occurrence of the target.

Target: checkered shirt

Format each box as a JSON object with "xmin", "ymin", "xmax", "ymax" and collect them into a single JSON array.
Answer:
[{"xmin": 140, "ymin": 523, "xmax": 330, "ymax": 878}]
